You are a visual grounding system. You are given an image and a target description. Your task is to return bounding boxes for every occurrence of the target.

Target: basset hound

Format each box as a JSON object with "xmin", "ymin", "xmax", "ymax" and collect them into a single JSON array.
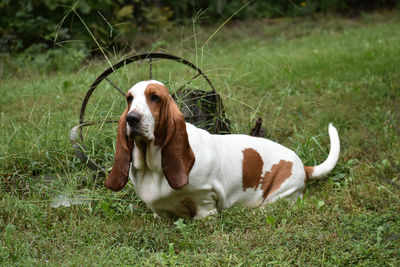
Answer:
[{"xmin": 105, "ymin": 80, "xmax": 340, "ymax": 219}]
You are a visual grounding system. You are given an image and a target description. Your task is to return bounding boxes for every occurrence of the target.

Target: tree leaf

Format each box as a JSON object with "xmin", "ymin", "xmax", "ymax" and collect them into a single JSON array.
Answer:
[{"xmin": 117, "ymin": 5, "xmax": 133, "ymax": 19}]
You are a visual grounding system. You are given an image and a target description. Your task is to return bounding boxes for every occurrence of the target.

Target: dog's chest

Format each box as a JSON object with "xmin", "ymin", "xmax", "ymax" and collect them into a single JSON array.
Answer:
[
  {"xmin": 130, "ymin": 165, "xmax": 165, "ymax": 201},
  {"xmin": 130, "ymin": 144, "xmax": 199, "ymax": 217},
  {"xmin": 130, "ymin": 169, "xmax": 200, "ymax": 218},
  {"xmin": 130, "ymin": 164, "xmax": 219, "ymax": 218}
]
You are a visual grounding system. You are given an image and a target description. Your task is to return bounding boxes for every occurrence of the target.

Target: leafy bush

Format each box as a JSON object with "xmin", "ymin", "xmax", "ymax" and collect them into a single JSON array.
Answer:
[
  {"xmin": 0, "ymin": 0, "xmax": 398, "ymax": 56},
  {"xmin": 168, "ymin": 0, "xmax": 399, "ymax": 22},
  {"xmin": 0, "ymin": 0, "xmax": 174, "ymax": 54}
]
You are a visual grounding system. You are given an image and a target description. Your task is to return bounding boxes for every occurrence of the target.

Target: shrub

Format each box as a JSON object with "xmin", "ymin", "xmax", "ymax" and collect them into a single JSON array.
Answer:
[{"xmin": 0, "ymin": 0, "xmax": 398, "ymax": 56}]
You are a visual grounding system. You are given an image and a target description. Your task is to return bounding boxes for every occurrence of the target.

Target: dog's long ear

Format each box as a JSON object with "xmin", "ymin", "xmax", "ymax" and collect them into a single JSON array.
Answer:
[
  {"xmin": 155, "ymin": 95, "xmax": 195, "ymax": 190},
  {"xmin": 105, "ymin": 107, "xmax": 134, "ymax": 191}
]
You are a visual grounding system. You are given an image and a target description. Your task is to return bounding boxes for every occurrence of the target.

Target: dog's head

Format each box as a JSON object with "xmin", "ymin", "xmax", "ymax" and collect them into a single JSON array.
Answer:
[{"xmin": 105, "ymin": 80, "xmax": 195, "ymax": 191}]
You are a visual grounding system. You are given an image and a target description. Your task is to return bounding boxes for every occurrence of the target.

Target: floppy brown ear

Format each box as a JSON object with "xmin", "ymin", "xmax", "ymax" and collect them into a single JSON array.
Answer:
[
  {"xmin": 105, "ymin": 108, "xmax": 134, "ymax": 191},
  {"xmin": 156, "ymin": 96, "xmax": 195, "ymax": 190}
]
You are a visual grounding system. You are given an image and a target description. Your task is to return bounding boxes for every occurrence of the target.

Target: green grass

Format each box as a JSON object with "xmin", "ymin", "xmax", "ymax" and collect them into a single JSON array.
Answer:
[{"xmin": 1, "ymin": 11, "xmax": 400, "ymax": 265}]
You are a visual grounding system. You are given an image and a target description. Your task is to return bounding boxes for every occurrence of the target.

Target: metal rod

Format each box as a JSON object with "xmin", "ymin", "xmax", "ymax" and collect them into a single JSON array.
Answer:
[
  {"xmin": 105, "ymin": 77, "xmax": 125, "ymax": 96},
  {"xmin": 175, "ymin": 73, "xmax": 201, "ymax": 92}
]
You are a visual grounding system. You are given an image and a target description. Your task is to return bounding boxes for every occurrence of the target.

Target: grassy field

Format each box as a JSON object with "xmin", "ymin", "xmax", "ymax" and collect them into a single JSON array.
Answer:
[{"xmin": 1, "ymin": 11, "xmax": 400, "ymax": 265}]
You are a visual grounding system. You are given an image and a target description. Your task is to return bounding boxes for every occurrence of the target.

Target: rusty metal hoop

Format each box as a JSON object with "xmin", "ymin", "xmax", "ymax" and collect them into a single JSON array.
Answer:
[{"xmin": 71, "ymin": 53, "xmax": 228, "ymax": 177}]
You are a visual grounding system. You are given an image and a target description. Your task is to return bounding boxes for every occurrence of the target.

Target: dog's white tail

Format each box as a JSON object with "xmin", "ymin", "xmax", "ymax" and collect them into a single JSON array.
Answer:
[{"xmin": 304, "ymin": 123, "xmax": 340, "ymax": 180}]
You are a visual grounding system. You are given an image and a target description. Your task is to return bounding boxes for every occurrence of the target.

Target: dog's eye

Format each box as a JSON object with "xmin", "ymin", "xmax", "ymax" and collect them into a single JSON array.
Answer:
[
  {"xmin": 127, "ymin": 95, "xmax": 133, "ymax": 103},
  {"xmin": 150, "ymin": 94, "xmax": 160, "ymax": 103}
]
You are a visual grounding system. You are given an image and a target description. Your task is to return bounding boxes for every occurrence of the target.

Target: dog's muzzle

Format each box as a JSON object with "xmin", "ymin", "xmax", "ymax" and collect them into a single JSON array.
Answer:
[
  {"xmin": 126, "ymin": 111, "xmax": 144, "ymax": 138},
  {"xmin": 126, "ymin": 112, "xmax": 142, "ymax": 126}
]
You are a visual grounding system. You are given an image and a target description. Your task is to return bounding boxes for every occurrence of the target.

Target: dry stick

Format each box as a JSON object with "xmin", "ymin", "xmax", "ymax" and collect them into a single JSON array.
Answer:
[
  {"xmin": 72, "ymin": 8, "xmax": 114, "ymax": 70},
  {"xmin": 53, "ymin": 3, "xmax": 75, "ymax": 47}
]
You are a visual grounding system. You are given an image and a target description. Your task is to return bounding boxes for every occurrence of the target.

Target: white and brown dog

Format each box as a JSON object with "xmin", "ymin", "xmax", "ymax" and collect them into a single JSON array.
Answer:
[{"xmin": 105, "ymin": 80, "xmax": 340, "ymax": 219}]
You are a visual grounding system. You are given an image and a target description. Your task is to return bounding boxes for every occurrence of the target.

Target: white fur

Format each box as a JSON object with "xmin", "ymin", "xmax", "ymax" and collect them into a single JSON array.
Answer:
[
  {"xmin": 126, "ymin": 80, "xmax": 164, "ymax": 140},
  {"xmin": 308, "ymin": 123, "xmax": 340, "ymax": 179},
  {"xmin": 126, "ymin": 80, "xmax": 340, "ymax": 219}
]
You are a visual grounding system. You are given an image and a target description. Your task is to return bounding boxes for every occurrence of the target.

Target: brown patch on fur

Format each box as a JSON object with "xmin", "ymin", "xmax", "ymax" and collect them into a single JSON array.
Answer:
[
  {"xmin": 105, "ymin": 103, "xmax": 134, "ymax": 191},
  {"xmin": 242, "ymin": 149, "xmax": 294, "ymax": 199},
  {"xmin": 304, "ymin": 166, "xmax": 314, "ymax": 183},
  {"xmin": 145, "ymin": 84, "xmax": 166, "ymax": 145},
  {"xmin": 261, "ymin": 160, "xmax": 293, "ymax": 199},
  {"xmin": 242, "ymin": 148, "xmax": 264, "ymax": 191},
  {"xmin": 145, "ymin": 83, "xmax": 195, "ymax": 190}
]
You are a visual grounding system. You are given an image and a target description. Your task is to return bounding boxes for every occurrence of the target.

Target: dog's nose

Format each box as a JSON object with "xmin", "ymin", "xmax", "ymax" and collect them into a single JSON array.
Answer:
[{"xmin": 126, "ymin": 112, "xmax": 142, "ymax": 126}]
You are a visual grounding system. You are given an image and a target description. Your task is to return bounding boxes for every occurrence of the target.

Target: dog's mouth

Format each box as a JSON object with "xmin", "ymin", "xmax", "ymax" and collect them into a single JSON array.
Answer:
[
  {"xmin": 127, "ymin": 127, "xmax": 143, "ymax": 139},
  {"xmin": 127, "ymin": 126, "xmax": 153, "ymax": 141}
]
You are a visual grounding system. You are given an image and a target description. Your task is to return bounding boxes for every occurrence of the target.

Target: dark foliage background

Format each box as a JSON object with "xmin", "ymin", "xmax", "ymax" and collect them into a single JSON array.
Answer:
[{"xmin": 0, "ymin": 0, "xmax": 398, "ymax": 55}]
